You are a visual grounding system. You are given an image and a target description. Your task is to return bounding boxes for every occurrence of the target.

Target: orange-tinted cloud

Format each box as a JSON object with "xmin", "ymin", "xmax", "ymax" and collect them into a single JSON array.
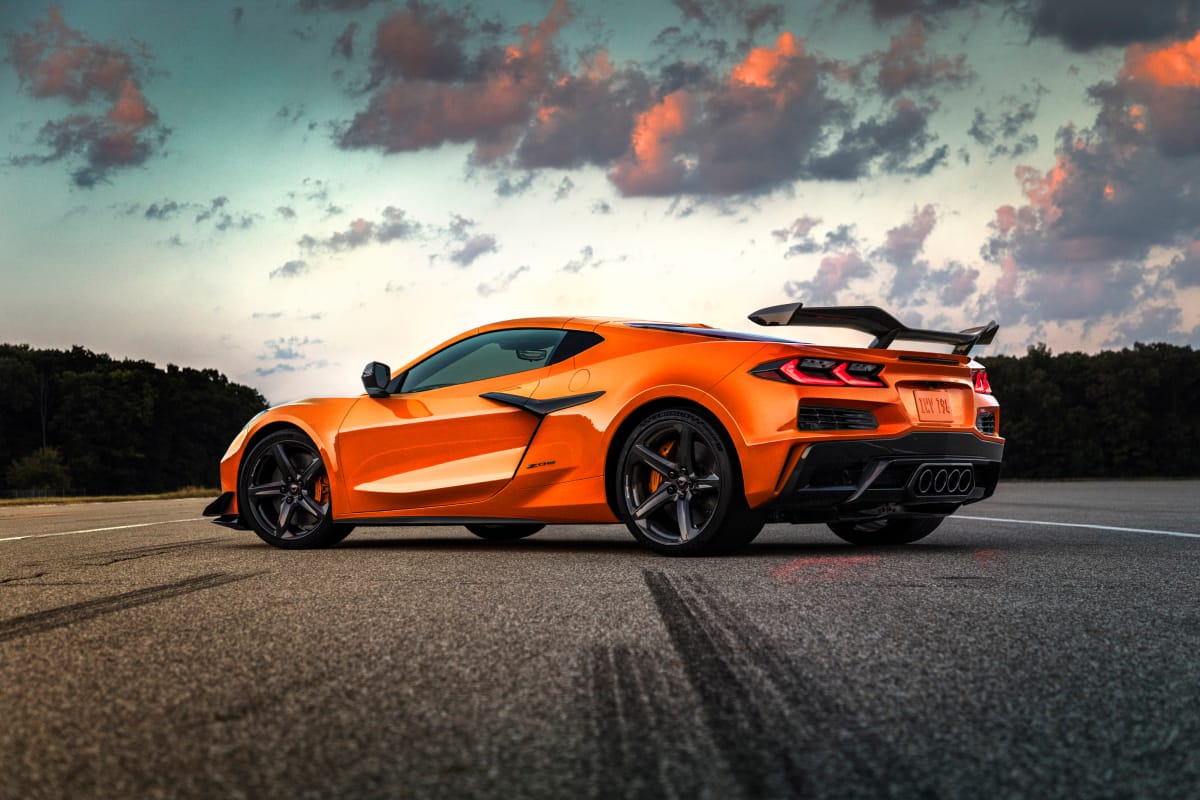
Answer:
[
  {"xmin": 784, "ymin": 250, "xmax": 873, "ymax": 304},
  {"xmin": 731, "ymin": 32, "xmax": 799, "ymax": 88},
  {"xmin": 1121, "ymin": 31, "xmax": 1200, "ymax": 88},
  {"xmin": 608, "ymin": 91, "xmax": 693, "ymax": 195},
  {"xmin": 5, "ymin": 7, "xmax": 168, "ymax": 186}
]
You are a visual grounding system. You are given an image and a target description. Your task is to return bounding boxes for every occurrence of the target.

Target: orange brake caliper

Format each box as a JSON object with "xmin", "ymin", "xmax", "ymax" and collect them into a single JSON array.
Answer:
[{"xmin": 647, "ymin": 440, "xmax": 677, "ymax": 493}]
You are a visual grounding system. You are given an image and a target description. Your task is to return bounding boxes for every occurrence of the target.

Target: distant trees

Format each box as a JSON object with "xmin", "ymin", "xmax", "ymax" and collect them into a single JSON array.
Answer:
[
  {"xmin": 0, "ymin": 344, "xmax": 268, "ymax": 495},
  {"xmin": 983, "ymin": 343, "xmax": 1200, "ymax": 479}
]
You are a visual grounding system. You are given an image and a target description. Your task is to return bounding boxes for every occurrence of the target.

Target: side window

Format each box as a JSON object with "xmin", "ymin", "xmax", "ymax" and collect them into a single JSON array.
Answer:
[{"xmin": 400, "ymin": 329, "xmax": 569, "ymax": 393}]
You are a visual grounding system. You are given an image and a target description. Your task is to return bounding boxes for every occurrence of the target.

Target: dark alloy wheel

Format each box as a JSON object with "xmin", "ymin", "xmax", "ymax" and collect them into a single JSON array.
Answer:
[
  {"xmin": 238, "ymin": 430, "xmax": 354, "ymax": 549},
  {"xmin": 464, "ymin": 523, "xmax": 545, "ymax": 541},
  {"xmin": 615, "ymin": 409, "xmax": 763, "ymax": 556},
  {"xmin": 827, "ymin": 516, "xmax": 944, "ymax": 546}
]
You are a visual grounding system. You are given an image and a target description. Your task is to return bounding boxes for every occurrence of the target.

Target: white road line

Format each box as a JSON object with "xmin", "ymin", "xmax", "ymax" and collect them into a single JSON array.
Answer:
[
  {"xmin": 0, "ymin": 518, "xmax": 206, "ymax": 543},
  {"xmin": 954, "ymin": 515, "xmax": 1200, "ymax": 539}
]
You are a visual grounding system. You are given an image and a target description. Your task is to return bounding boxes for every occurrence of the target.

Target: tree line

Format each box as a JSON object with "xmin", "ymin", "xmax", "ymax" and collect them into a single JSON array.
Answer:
[
  {"xmin": 1, "ymin": 340, "xmax": 1196, "ymax": 496},
  {"xmin": 982, "ymin": 342, "xmax": 1200, "ymax": 479},
  {"xmin": 0, "ymin": 344, "xmax": 268, "ymax": 495}
]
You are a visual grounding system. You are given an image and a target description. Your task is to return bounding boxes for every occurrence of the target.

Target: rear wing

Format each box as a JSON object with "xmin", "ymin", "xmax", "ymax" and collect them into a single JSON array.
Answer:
[{"xmin": 748, "ymin": 303, "xmax": 998, "ymax": 356}]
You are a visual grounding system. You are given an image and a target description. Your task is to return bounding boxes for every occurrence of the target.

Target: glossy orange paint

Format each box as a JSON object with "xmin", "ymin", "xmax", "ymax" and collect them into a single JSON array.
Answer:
[{"xmin": 213, "ymin": 315, "xmax": 1002, "ymax": 525}]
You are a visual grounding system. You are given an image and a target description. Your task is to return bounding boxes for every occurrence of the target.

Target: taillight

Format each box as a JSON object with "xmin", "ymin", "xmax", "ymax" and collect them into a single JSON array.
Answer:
[
  {"xmin": 972, "ymin": 369, "xmax": 992, "ymax": 394},
  {"xmin": 754, "ymin": 358, "xmax": 886, "ymax": 387}
]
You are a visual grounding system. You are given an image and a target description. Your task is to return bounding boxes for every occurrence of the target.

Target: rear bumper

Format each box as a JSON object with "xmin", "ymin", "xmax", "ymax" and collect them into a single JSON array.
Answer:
[
  {"xmin": 202, "ymin": 491, "xmax": 248, "ymax": 529},
  {"xmin": 762, "ymin": 431, "xmax": 1003, "ymax": 523}
]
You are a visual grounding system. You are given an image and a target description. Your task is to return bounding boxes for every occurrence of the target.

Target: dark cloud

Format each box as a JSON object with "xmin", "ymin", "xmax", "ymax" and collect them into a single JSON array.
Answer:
[
  {"xmin": 477, "ymin": 265, "xmax": 530, "ymax": 296},
  {"xmin": 1169, "ymin": 242, "xmax": 1200, "ymax": 287},
  {"xmin": 215, "ymin": 213, "xmax": 257, "ymax": 231},
  {"xmin": 232, "ymin": 7, "xmax": 244, "ymax": 26},
  {"xmin": 1024, "ymin": 0, "xmax": 1200, "ymax": 52},
  {"xmin": 251, "ymin": 312, "xmax": 283, "ymax": 320},
  {"xmin": 822, "ymin": 224, "xmax": 860, "ymax": 252},
  {"xmin": 449, "ymin": 234, "xmax": 498, "ymax": 266},
  {"xmin": 301, "ymin": 206, "xmax": 421, "ymax": 252},
  {"xmin": 333, "ymin": 8, "xmax": 948, "ymax": 198},
  {"xmin": 553, "ymin": 176, "xmax": 575, "ymax": 200},
  {"xmin": 772, "ymin": 215, "xmax": 820, "ymax": 242},
  {"xmin": 968, "ymin": 85, "xmax": 1044, "ymax": 159},
  {"xmin": 1104, "ymin": 305, "xmax": 1191, "ymax": 347},
  {"xmin": 784, "ymin": 250, "xmax": 873, "ymax": 304},
  {"xmin": 270, "ymin": 260, "xmax": 310, "ymax": 279},
  {"xmin": 496, "ymin": 172, "xmax": 535, "ymax": 197},
  {"xmin": 166, "ymin": 234, "xmax": 184, "ymax": 247},
  {"xmin": 516, "ymin": 56, "xmax": 652, "ymax": 170},
  {"xmin": 144, "ymin": 200, "xmax": 182, "ymax": 221},
  {"xmin": 928, "ymin": 261, "xmax": 980, "ymax": 306},
  {"xmin": 195, "ymin": 196, "xmax": 228, "ymax": 223},
  {"xmin": 333, "ymin": 22, "xmax": 357, "ymax": 60},
  {"xmin": 773, "ymin": 215, "xmax": 821, "ymax": 256},
  {"xmin": 870, "ymin": 18, "xmax": 972, "ymax": 97},
  {"xmin": 277, "ymin": 103, "xmax": 306, "ymax": 125},
  {"xmin": 808, "ymin": 99, "xmax": 943, "ymax": 179},
  {"xmin": 277, "ymin": 206, "xmax": 298, "ymax": 219},
  {"xmin": 669, "ymin": 0, "xmax": 785, "ymax": 34},
  {"xmin": 854, "ymin": 0, "xmax": 966, "ymax": 23},
  {"xmin": 298, "ymin": 0, "xmax": 379, "ymax": 9},
  {"xmin": 591, "ymin": 199, "xmax": 612, "ymax": 214},
  {"xmin": 879, "ymin": 204, "xmax": 936, "ymax": 268},
  {"xmin": 5, "ymin": 8, "xmax": 170, "ymax": 187},
  {"xmin": 562, "ymin": 245, "xmax": 598, "ymax": 273}
]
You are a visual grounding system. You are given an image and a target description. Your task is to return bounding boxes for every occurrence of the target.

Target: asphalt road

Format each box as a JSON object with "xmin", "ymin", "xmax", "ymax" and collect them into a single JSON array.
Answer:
[{"xmin": 2, "ymin": 482, "xmax": 1198, "ymax": 799}]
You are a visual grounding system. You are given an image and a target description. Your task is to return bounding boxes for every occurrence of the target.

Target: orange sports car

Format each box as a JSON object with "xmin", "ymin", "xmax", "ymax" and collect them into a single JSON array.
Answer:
[{"xmin": 204, "ymin": 303, "xmax": 1003, "ymax": 555}]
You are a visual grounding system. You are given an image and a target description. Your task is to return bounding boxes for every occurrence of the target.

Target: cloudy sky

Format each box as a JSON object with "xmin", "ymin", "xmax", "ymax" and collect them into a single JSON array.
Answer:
[{"xmin": 3, "ymin": 0, "xmax": 1199, "ymax": 403}]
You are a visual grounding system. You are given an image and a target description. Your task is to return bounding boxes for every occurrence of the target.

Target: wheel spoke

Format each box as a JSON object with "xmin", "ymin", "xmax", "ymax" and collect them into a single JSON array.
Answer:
[
  {"xmin": 676, "ymin": 425, "xmax": 694, "ymax": 472},
  {"xmin": 299, "ymin": 456, "xmax": 324, "ymax": 485},
  {"xmin": 692, "ymin": 473, "xmax": 721, "ymax": 493},
  {"xmin": 249, "ymin": 480, "xmax": 286, "ymax": 496},
  {"xmin": 634, "ymin": 484, "xmax": 673, "ymax": 519},
  {"xmin": 675, "ymin": 496, "xmax": 695, "ymax": 542},
  {"xmin": 276, "ymin": 500, "xmax": 296, "ymax": 534},
  {"xmin": 273, "ymin": 444, "xmax": 297, "ymax": 478},
  {"xmin": 634, "ymin": 444, "xmax": 679, "ymax": 477},
  {"xmin": 299, "ymin": 496, "xmax": 326, "ymax": 520}
]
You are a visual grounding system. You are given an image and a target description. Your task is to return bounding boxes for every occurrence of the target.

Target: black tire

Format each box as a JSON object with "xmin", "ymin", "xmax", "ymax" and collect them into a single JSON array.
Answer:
[
  {"xmin": 464, "ymin": 523, "xmax": 545, "ymax": 541},
  {"xmin": 614, "ymin": 408, "xmax": 764, "ymax": 556},
  {"xmin": 827, "ymin": 516, "xmax": 944, "ymax": 546},
  {"xmin": 238, "ymin": 430, "xmax": 354, "ymax": 549}
]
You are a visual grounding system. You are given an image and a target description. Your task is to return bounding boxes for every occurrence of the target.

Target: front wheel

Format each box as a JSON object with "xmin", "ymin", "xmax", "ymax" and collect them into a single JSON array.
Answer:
[
  {"xmin": 827, "ymin": 516, "xmax": 944, "ymax": 546},
  {"xmin": 238, "ymin": 430, "xmax": 354, "ymax": 549},
  {"xmin": 614, "ymin": 409, "xmax": 764, "ymax": 556},
  {"xmin": 465, "ymin": 523, "xmax": 545, "ymax": 541}
]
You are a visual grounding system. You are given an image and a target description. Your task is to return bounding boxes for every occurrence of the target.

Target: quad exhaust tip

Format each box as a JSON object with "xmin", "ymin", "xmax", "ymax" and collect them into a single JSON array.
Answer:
[{"xmin": 912, "ymin": 464, "xmax": 974, "ymax": 496}]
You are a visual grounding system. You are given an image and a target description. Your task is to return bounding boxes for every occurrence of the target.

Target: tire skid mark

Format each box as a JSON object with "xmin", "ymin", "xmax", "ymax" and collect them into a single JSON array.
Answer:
[
  {"xmin": 641, "ymin": 570, "xmax": 931, "ymax": 799},
  {"xmin": 72, "ymin": 537, "xmax": 227, "ymax": 567},
  {"xmin": 0, "ymin": 571, "xmax": 47, "ymax": 585},
  {"xmin": 587, "ymin": 644, "xmax": 671, "ymax": 799},
  {"xmin": 0, "ymin": 571, "xmax": 260, "ymax": 643}
]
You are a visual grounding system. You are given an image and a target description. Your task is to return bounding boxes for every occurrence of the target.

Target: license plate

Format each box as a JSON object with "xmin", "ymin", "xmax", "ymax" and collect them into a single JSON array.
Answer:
[{"xmin": 913, "ymin": 389, "xmax": 955, "ymax": 423}]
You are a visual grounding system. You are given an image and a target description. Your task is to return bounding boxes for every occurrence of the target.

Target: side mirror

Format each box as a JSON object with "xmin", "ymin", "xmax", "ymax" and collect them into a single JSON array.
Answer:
[{"xmin": 361, "ymin": 361, "xmax": 391, "ymax": 398}]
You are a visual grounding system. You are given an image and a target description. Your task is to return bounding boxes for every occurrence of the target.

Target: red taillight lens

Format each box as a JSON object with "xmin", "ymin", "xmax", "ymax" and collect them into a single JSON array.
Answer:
[
  {"xmin": 780, "ymin": 359, "xmax": 843, "ymax": 385},
  {"xmin": 767, "ymin": 358, "xmax": 886, "ymax": 387},
  {"xmin": 972, "ymin": 369, "xmax": 992, "ymax": 394}
]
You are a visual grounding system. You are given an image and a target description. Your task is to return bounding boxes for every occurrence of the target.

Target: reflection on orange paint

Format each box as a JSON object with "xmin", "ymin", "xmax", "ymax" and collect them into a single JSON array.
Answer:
[
  {"xmin": 731, "ymin": 31, "xmax": 800, "ymax": 87},
  {"xmin": 1122, "ymin": 31, "xmax": 1200, "ymax": 87}
]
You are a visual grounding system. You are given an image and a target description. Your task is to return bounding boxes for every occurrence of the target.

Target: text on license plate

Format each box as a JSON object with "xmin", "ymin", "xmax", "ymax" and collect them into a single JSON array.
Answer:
[{"xmin": 913, "ymin": 389, "xmax": 955, "ymax": 423}]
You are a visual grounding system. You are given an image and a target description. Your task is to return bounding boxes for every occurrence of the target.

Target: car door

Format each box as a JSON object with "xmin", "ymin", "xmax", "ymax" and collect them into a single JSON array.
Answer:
[{"xmin": 337, "ymin": 328, "xmax": 568, "ymax": 514}]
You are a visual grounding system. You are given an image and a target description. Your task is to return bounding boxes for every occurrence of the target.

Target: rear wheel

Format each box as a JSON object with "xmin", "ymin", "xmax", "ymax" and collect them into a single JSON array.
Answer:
[
  {"xmin": 827, "ymin": 516, "xmax": 943, "ymax": 546},
  {"xmin": 238, "ymin": 430, "xmax": 354, "ymax": 549},
  {"xmin": 465, "ymin": 523, "xmax": 545, "ymax": 541},
  {"xmin": 614, "ymin": 409, "xmax": 764, "ymax": 556}
]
